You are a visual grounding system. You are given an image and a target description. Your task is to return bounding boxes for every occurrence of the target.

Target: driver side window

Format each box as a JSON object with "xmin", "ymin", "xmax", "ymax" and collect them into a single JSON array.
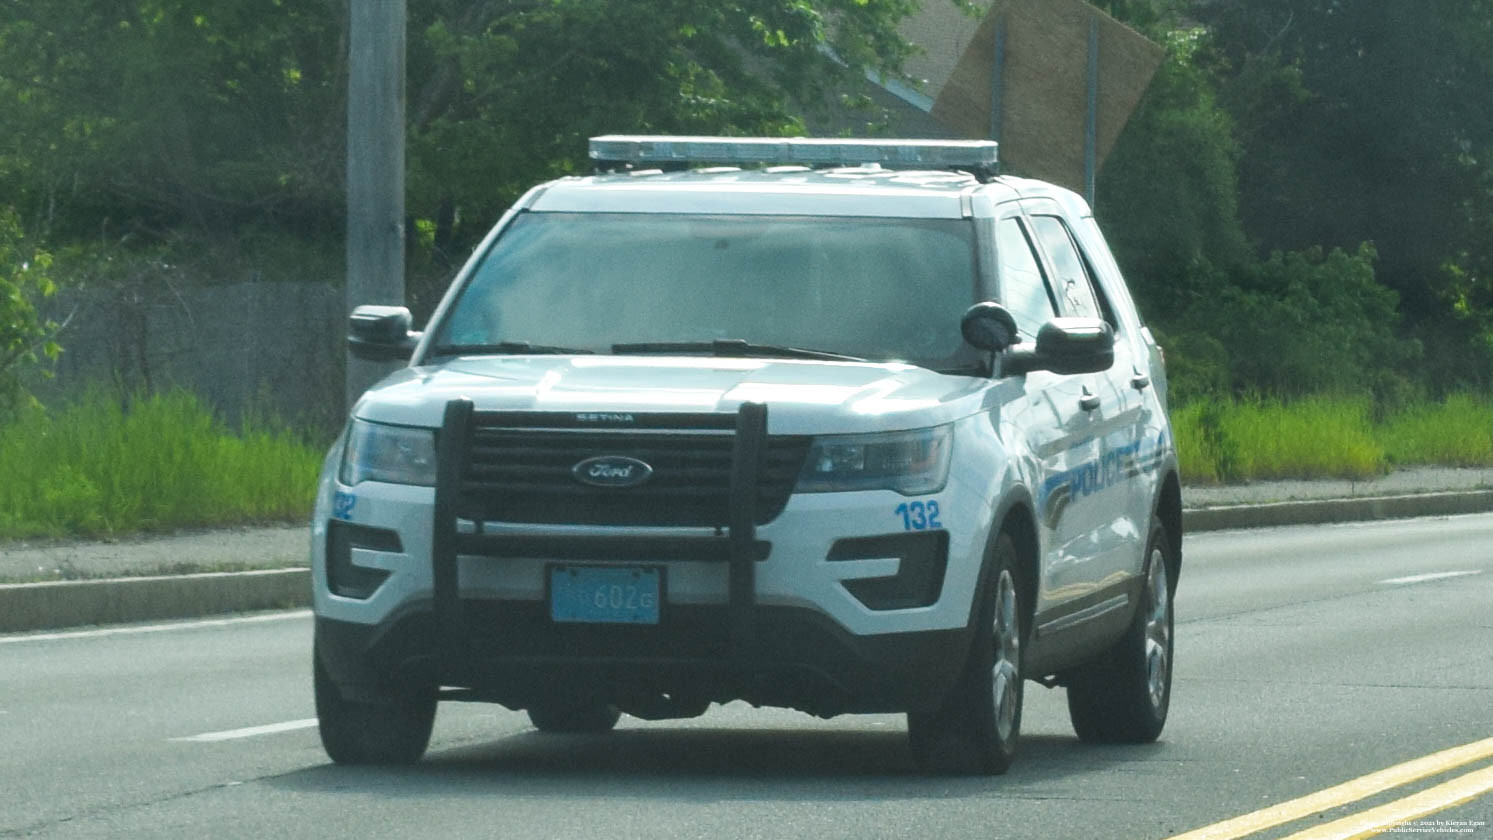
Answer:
[
  {"xmin": 994, "ymin": 217, "xmax": 1057, "ymax": 340},
  {"xmin": 1030, "ymin": 215, "xmax": 1103, "ymax": 322}
]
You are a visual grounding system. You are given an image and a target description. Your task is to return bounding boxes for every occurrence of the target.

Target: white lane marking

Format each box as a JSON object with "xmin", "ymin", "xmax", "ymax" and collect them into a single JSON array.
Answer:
[
  {"xmin": 0, "ymin": 610, "xmax": 312, "ymax": 645},
  {"xmin": 1377, "ymin": 570, "xmax": 1483, "ymax": 586},
  {"xmin": 172, "ymin": 719, "xmax": 319, "ymax": 743}
]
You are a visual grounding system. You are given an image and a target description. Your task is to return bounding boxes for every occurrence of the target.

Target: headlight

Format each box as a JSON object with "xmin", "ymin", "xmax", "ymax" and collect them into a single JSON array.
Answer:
[
  {"xmin": 796, "ymin": 425, "xmax": 953, "ymax": 495},
  {"xmin": 339, "ymin": 419, "xmax": 437, "ymax": 486}
]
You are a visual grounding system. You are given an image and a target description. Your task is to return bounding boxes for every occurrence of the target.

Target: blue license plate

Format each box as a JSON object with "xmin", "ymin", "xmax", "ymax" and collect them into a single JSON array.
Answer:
[{"xmin": 549, "ymin": 565, "xmax": 661, "ymax": 625}]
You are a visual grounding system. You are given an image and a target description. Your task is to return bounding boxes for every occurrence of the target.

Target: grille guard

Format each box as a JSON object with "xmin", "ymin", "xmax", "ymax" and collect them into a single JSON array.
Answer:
[{"xmin": 431, "ymin": 399, "xmax": 772, "ymax": 668}]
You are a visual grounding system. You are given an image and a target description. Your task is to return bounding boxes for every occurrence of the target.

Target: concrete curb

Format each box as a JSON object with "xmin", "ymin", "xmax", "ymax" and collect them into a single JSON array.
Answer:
[
  {"xmin": 1184, "ymin": 489, "xmax": 1493, "ymax": 533},
  {"xmin": 0, "ymin": 568, "xmax": 309, "ymax": 633},
  {"xmin": 4, "ymin": 490, "xmax": 1491, "ymax": 634}
]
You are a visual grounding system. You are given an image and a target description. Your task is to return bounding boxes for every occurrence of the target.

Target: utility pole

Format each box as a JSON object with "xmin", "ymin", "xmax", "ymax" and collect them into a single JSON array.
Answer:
[
  {"xmin": 1084, "ymin": 16, "xmax": 1100, "ymax": 208},
  {"xmin": 345, "ymin": 0, "xmax": 407, "ymax": 410}
]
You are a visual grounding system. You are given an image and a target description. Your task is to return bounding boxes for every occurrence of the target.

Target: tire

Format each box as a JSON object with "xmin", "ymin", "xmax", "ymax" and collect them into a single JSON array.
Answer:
[
  {"xmin": 1066, "ymin": 519, "xmax": 1174, "ymax": 744},
  {"xmin": 314, "ymin": 646, "xmax": 437, "ymax": 765},
  {"xmin": 527, "ymin": 702, "xmax": 622, "ymax": 734},
  {"xmin": 908, "ymin": 532, "xmax": 1024, "ymax": 775}
]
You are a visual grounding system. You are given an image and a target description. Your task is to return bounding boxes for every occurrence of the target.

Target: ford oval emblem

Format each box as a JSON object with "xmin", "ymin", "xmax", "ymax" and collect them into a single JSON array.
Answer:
[{"xmin": 572, "ymin": 455, "xmax": 654, "ymax": 488}]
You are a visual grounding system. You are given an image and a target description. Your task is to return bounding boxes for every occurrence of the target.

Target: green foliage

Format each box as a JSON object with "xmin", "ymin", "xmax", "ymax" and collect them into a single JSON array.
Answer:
[
  {"xmin": 1099, "ymin": 17, "xmax": 1429, "ymax": 404},
  {"xmin": 1172, "ymin": 391, "xmax": 1493, "ymax": 483},
  {"xmin": 0, "ymin": 208, "xmax": 60, "ymax": 419},
  {"xmin": 1430, "ymin": 145, "xmax": 1493, "ymax": 389},
  {"xmin": 1102, "ymin": 47, "xmax": 1414, "ymax": 401},
  {"xmin": 1097, "ymin": 28, "xmax": 1251, "ymax": 324},
  {"xmin": 0, "ymin": 0, "xmax": 347, "ymax": 243},
  {"xmin": 3, "ymin": 0, "xmax": 1489, "ymax": 408},
  {"xmin": 1153, "ymin": 329, "xmax": 1230, "ymax": 406},
  {"xmin": 0, "ymin": 0, "xmax": 349, "ymax": 356},
  {"xmin": 1219, "ymin": 395, "xmax": 1386, "ymax": 481},
  {"xmin": 1168, "ymin": 400, "xmax": 1227, "ymax": 484},
  {"xmin": 1090, "ymin": 0, "xmax": 1194, "ymax": 42},
  {"xmin": 0, "ymin": 388, "xmax": 323, "ymax": 539},
  {"xmin": 1172, "ymin": 394, "xmax": 1387, "ymax": 484},
  {"xmin": 1154, "ymin": 245, "xmax": 1416, "ymax": 405},
  {"xmin": 1209, "ymin": 244, "xmax": 1417, "ymax": 397},
  {"xmin": 1193, "ymin": 0, "xmax": 1493, "ymax": 390},
  {"xmin": 4, "ymin": 0, "xmax": 933, "ymax": 318},
  {"xmin": 1380, "ymin": 393, "xmax": 1493, "ymax": 468}
]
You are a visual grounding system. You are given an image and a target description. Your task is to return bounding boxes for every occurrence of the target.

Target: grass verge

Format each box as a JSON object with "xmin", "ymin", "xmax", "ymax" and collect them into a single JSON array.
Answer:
[
  {"xmin": 1172, "ymin": 391, "xmax": 1493, "ymax": 484},
  {"xmin": 0, "ymin": 388, "xmax": 325, "ymax": 540},
  {"xmin": 1379, "ymin": 392, "xmax": 1493, "ymax": 467}
]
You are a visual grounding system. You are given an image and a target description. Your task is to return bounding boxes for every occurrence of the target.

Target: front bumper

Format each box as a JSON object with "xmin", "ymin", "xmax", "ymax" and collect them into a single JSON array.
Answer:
[
  {"xmin": 313, "ymin": 400, "xmax": 992, "ymax": 715},
  {"xmin": 315, "ymin": 602, "xmax": 971, "ymax": 717}
]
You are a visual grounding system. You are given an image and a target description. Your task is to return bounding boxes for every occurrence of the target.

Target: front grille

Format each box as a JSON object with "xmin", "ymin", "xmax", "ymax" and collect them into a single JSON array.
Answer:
[{"xmin": 455, "ymin": 412, "xmax": 810, "ymax": 527}]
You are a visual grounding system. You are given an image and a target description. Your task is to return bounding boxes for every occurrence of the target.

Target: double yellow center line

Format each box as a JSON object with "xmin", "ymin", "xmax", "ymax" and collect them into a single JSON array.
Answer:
[{"xmin": 1167, "ymin": 736, "xmax": 1493, "ymax": 840}]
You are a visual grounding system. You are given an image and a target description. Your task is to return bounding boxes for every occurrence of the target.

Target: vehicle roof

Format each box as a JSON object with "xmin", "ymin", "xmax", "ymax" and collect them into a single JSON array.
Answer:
[{"xmin": 525, "ymin": 166, "xmax": 1040, "ymax": 219}]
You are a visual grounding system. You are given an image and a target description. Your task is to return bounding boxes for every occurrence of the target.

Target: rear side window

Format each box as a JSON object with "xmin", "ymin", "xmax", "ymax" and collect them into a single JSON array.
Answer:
[
  {"xmin": 1030, "ymin": 215, "xmax": 1101, "ymax": 320},
  {"xmin": 994, "ymin": 218, "xmax": 1056, "ymax": 339}
]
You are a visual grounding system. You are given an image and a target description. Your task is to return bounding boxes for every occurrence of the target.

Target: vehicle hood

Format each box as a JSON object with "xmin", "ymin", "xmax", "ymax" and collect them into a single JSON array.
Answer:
[{"xmin": 352, "ymin": 355, "xmax": 990, "ymax": 435}]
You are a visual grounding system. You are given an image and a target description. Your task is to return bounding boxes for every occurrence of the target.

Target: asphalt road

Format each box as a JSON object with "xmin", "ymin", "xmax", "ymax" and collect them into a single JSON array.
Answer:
[{"xmin": 3, "ymin": 514, "xmax": 1490, "ymax": 839}]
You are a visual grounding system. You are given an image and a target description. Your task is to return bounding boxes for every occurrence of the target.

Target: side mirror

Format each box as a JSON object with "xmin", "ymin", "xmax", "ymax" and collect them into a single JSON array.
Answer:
[
  {"xmin": 1004, "ymin": 317, "xmax": 1115, "ymax": 376},
  {"xmin": 348, "ymin": 305, "xmax": 421, "ymax": 362},
  {"xmin": 961, "ymin": 302, "xmax": 1020, "ymax": 352}
]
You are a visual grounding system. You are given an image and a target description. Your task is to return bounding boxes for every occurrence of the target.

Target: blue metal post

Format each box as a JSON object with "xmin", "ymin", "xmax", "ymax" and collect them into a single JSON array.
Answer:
[{"xmin": 990, "ymin": 14, "xmax": 1007, "ymax": 145}]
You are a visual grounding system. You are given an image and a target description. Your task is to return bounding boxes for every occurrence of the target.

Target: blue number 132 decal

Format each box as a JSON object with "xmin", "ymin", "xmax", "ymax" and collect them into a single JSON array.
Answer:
[{"xmin": 895, "ymin": 500, "xmax": 942, "ymax": 531}]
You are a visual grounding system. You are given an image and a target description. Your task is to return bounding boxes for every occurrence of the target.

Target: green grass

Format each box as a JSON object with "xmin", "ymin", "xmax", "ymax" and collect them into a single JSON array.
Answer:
[
  {"xmin": 1379, "ymin": 392, "xmax": 1493, "ymax": 467},
  {"xmin": 1169, "ymin": 401, "xmax": 1227, "ymax": 485},
  {"xmin": 1172, "ymin": 391, "xmax": 1493, "ymax": 484},
  {"xmin": 0, "ymin": 388, "xmax": 325, "ymax": 540},
  {"xmin": 1218, "ymin": 395, "xmax": 1386, "ymax": 480}
]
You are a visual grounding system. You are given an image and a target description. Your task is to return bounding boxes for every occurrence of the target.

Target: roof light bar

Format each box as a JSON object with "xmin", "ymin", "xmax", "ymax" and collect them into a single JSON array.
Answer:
[{"xmin": 589, "ymin": 135, "xmax": 998, "ymax": 171}]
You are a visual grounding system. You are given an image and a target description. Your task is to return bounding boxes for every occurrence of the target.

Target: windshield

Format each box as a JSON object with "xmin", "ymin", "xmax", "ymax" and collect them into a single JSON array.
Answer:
[{"xmin": 432, "ymin": 212, "xmax": 979, "ymax": 367}]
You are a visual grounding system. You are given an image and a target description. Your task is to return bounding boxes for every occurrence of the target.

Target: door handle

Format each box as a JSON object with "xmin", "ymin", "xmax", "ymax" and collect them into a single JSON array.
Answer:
[
  {"xmin": 1079, "ymin": 387, "xmax": 1101, "ymax": 412},
  {"xmin": 1131, "ymin": 368, "xmax": 1151, "ymax": 391}
]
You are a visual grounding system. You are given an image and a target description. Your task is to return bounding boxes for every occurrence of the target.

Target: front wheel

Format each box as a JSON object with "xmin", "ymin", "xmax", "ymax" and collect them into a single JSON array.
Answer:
[
  {"xmin": 908, "ymin": 532, "xmax": 1024, "ymax": 775},
  {"xmin": 314, "ymin": 646, "xmax": 437, "ymax": 765},
  {"xmin": 1066, "ymin": 519, "xmax": 1175, "ymax": 743}
]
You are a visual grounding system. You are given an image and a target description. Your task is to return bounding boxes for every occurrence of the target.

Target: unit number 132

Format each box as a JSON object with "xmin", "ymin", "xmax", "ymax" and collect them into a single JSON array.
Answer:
[{"xmin": 895, "ymin": 500, "xmax": 942, "ymax": 531}]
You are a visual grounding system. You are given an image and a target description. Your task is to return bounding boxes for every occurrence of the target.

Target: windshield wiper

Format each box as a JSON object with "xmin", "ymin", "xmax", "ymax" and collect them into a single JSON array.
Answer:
[
  {"xmin": 611, "ymin": 339, "xmax": 866, "ymax": 362},
  {"xmin": 936, "ymin": 361, "xmax": 991, "ymax": 376},
  {"xmin": 428, "ymin": 341, "xmax": 594, "ymax": 357}
]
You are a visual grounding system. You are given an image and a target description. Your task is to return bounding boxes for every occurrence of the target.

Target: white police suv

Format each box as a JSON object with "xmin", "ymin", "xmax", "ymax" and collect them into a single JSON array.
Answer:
[{"xmin": 312, "ymin": 136, "xmax": 1181, "ymax": 775}]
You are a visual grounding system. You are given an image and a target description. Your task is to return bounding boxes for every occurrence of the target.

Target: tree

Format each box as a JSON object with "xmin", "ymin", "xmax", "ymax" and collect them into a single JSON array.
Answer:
[
  {"xmin": 1194, "ymin": 0, "xmax": 1493, "ymax": 387},
  {"xmin": 0, "ymin": 208, "xmax": 60, "ymax": 419},
  {"xmin": 1095, "ymin": 12, "xmax": 1418, "ymax": 402},
  {"xmin": 4, "ymin": 0, "xmax": 937, "ymax": 313},
  {"xmin": 1434, "ymin": 152, "xmax": 1493, "ymax": 389},
  {"xmin": 0, "ymin": 0, "xmax": 347, "ymax": 246},
  {"xmin": 1096, "ymin": 26, "xmax": 1251, "ymax": 325},
  {"xmin": 1090, "ymin": 0, "xmax": 1192, "ymax": 40},
  {"xmin": 1209, "ymin": 244, "xmax": 1418, "ymax": 398}
]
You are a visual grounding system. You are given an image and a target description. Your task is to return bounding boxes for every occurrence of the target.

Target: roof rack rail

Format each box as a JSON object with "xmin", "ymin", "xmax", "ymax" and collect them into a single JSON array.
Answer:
[{"xmin": 589, "ymin": 135, "xmax": 999, "ymax": 179}]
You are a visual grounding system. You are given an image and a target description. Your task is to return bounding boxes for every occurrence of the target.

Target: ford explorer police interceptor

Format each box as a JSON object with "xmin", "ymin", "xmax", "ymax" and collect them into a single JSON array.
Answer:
[{"xmin": 311, "ymin": 136, "xmax": 1182, "ymax": 775}]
